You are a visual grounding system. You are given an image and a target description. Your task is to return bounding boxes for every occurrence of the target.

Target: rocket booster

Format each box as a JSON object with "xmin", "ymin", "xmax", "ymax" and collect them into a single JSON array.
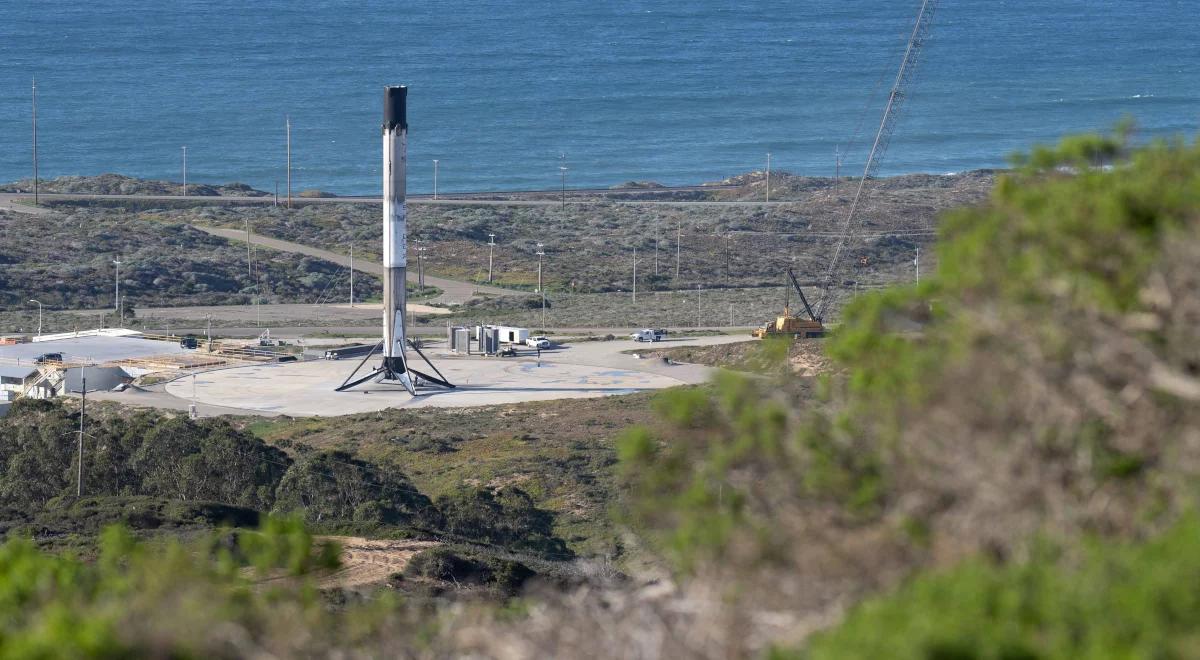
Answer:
[{"xmin": 382, "ymin": 86, "xmax": 410, "ymax": 377}]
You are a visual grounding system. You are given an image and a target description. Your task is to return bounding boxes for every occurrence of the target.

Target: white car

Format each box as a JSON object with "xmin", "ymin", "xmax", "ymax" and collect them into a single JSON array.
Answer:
[
  {"xmin": 630, "ymin": 329, "xmax": 666, "ymax": 342},
  {"xmin": 526, "ymin": 336, "xmax": 551, "ymax": 349}
]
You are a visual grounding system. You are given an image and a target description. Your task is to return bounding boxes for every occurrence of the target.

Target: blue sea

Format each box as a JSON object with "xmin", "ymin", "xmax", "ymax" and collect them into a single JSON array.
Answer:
[{"xmin": 2, "ymin": 1, "xmax": 1197, "ymax": 195}]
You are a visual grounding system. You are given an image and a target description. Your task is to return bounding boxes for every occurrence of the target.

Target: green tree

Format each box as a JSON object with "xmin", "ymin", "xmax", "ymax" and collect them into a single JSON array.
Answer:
[{"xmin": 273, "ymin": 450, "xmax": 435, "ymax": 526}]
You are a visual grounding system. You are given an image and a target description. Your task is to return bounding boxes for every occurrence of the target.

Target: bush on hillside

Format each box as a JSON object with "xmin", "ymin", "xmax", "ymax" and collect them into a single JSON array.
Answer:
[
  {"xmin": 436, "ymin": 486, "xmax": 572, "ymax": 557},
  {"xmin": 272, "ymin": 450, "xmax": 437, "ymax": 527}
]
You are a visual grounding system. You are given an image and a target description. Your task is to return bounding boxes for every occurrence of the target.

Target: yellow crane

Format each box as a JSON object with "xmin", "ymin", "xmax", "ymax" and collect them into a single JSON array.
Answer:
[{"xmin": 752, "ymin": 269, "xmax": 825, "ymax": 339}]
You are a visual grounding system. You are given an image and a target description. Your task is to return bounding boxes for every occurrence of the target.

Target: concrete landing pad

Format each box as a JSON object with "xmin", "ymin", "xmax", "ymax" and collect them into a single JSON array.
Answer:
[{"xmin": 165, "ymin": 355, "xmax": 686, "ymax": 416}]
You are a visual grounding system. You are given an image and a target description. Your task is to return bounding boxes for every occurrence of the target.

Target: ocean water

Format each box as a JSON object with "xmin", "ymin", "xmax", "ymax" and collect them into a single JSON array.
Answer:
[{"xmin": 1, "ymin": 1, "xmax": 1197, "ymax": 195}]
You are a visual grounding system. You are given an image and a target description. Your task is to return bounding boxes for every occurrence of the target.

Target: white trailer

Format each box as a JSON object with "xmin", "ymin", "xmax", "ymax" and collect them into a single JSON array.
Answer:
[{"xmin": 491, "ymin": 325, "xmax": 529, "ymax": 345}]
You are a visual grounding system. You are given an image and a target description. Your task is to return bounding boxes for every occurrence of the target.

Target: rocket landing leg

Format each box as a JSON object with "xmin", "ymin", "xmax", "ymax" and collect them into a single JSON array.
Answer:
[{"xmin": 335, "ymin": 342, "xmax": 454, "ymax": 394}]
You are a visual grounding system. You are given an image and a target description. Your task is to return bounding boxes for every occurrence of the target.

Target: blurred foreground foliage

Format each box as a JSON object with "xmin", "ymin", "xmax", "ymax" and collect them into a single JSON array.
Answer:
[
  {"xmin": 3, "ymin": 131, "xmax": 1200, "ymax": 657},
  {"xmin": 0, "ymin": 518, "xmax": 364, "ymax": 659},
  {"xmin": 616, "ymin": 131, "xmax": 1200, "ymax": 654},
  {"xmin": 799, "ymin": 515, "xmax": 1200, "ymax": 659}
]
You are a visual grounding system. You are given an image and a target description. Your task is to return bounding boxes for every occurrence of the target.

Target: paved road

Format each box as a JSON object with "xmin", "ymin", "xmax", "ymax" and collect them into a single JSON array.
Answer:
[
  {"xmin": 135, "ymin": 325, "xmax": 747, "ymax": 340},
  {"xmin": 0, "ymin": 195, "xmax": 53, "ymax": 215},
  {"xmin": 0, "ymin": 189, "xmax": 787, "ymax": 211},
  {"xmin": 195, "ymin": 225, "xmax": 512, "ymax": 304}
]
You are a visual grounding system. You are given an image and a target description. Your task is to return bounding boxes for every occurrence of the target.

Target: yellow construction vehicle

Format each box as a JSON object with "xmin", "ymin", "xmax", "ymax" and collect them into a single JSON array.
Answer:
[{"xmin": 752, "ymin": 269, "xmax": 826, "ymax": 339}]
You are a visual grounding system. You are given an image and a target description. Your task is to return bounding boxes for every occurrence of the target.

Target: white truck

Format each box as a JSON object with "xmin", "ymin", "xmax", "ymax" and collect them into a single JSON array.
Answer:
[
  {"xmin": 630, "ymin": 328, "xmax": 666, "ymax": 343},
  {"xmin": 525, "ymin": 335, "xmax": 551, "ymax": 349}
]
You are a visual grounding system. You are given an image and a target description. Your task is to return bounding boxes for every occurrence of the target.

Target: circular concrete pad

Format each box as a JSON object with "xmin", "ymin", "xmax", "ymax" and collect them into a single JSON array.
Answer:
[{"xmin": 167, "ymin": 354, "xmax": 687, "ymax": 416}]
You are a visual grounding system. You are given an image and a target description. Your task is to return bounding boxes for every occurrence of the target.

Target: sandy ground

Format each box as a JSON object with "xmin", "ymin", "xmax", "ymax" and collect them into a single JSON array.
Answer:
[
  {"xmin": 248, "ymin": 536, "xmax": 440, "ymax": 590},
  {"xmin": 316, "ymin": 537, "xmax": 441, "ymax": 590},
  {"xmin": 150, "ymin": 334, "xmax": 746, "ymax": 417}
]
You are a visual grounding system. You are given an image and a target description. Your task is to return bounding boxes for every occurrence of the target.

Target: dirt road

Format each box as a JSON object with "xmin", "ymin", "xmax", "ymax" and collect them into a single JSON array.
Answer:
[{"xmin": 194, "ymin": 225, "xmax": 513, "ymax": 304}]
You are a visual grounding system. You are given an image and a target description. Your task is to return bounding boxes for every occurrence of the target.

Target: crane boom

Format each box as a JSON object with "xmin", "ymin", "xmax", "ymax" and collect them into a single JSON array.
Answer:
[
  {"xmin": 788, "ymin": 268, "xmax": 820, "ymax": 323},
  {"xmin": 815, "ymin": 0, "xmax": 939, "ymax": 319}
]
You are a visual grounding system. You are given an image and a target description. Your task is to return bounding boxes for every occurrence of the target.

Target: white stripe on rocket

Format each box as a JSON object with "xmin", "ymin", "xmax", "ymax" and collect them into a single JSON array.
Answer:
[{"xmin": 382, "ymin": 130, "xmax": 408, "ymax": 268}]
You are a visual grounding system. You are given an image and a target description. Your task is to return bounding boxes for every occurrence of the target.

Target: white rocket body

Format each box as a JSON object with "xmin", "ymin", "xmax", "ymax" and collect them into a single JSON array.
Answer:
[
  {"xmin": 335, "ymin": 86, "xmax": 451, "ymax": 395},
  {"xmin": 381, "ymin": 86, "xmax": 414, "ymax": 393}
]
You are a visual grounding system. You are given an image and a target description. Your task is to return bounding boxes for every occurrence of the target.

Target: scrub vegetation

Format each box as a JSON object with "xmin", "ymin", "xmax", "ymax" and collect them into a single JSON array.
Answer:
[
  {"xmin": 0, "ymin": 207, "xmax": 381, "ymax": 312},
  {"xmin": 3, "ymin": 134, "xmax": 1200, "ymax": 656}
]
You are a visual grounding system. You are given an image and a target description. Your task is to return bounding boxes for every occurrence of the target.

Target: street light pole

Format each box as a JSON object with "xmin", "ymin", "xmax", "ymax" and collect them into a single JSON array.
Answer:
[
  {"xmin": 349, "ymin": 244, "xmax": 355, "ymax": 307},
  {"xmin": 285, "ymin": 115, "xmax": 292, "ymax": 209},
  {"xmin": 487, "ymin": 233, "xmax": 496, "ymax": 283},
  {"xmin": 31, "ymin": 77, "xmax": 38, "ymax": 207},
  {"xmin": 697, "ymin": 285, "xmax": 702, "ymax": 328},
  {"xmin": 77, "ymin": 376, "xmax": 85, "ymax": 497},
  {"xmin": 536, "ymin": 242, "xmax": 544, "ymax": 293},
  {"xmin": 559, "ymin": 165, "xmax": 568, "ymax": 211},
  {"xmin": 28, "ymin": 299, "xmax": 42, "ymax": 337},
  {"xmin": 112, "ymin": 260, "xmax": 121, "ymax": 314},
  {"xmin": 536, "ymin": 244, "xmax": 547, "ymax": 330},
  {"xmin": 181, "ymin": 145, "xmax": 188, "ymax": 197},
  {"xmin": 433, "ymin": 159, "xmax": 439, "ymax": 200}
]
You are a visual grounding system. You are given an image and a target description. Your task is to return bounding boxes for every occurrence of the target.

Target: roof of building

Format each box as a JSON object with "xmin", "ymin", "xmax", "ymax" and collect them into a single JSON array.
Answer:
[
  {"xmin": 0, "ymin": 365, "xmax": 38, "ymax": 380},
  {"xmin": 0, "ymin": 334, "xmax": 188, "ymax": 365}
]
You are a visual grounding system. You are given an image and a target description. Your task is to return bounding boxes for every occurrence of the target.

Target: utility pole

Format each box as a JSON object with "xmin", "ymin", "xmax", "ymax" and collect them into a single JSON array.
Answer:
[
  {"xmin": 31, "ymin": 77, "xmax": 38, "ymax": 206},
  {"xmin": 724, "ymin": 233, "xmax": 733, "ymax": 280},
  {"xmin": 349, "ymin": 244, "xmax": 355, "ymax": 307},
  {"xmin": 433, "ymin": 159, "xmax": 439, "ymax": 200},
  {"xmin": 654, "ymin": 217, "xmax": 660, "ymax": 276},
  {"xmin": 915, "ymin": 246, "xmax": 920, "ymax": 283},
  {"xmin": 416, "ymin": 245, "xmax": 426, "ymax": 289},
  {"xmin": 286, "ymin": 115, "xmax": 292, "ymax": 209},
  {"xmin": 536, "ymin": 244, "xmax": 547, "ymax": 330},
  {"xmin": 244, "ymin": 219, "xmax": 253, "ymax": 279},
  {"xmin": 696, "ymin": 285, "xmax": 701, "ymax": 328},
  {"xmin": 765, "ymin": 152, "xmax": 771, "ymax": 203},
  {"xmin": 834, "ymin": 145, "xmax": 841, "ymax": 198},
  {"xmin": 274, "ymin": 180, "xmax": 279, "ymax": 207},
  {"xmin": 77, "ymin": 376, "xmax": 86, "ymax": 497},
  {"xmin": 205, "ymin": 314, "xmax": 212, "ymax": 351},
  {"xmin": 675, "ymin": 220, "xmax": 682, "ymax": 288},
  {"xmin": 181, "ymin": 145, "xmax": 187, "ymax": 197},
  {"xmin": 632, "ymin": 248, "xmax": 638, "ymax": 304},
  {"xmin": 487, "ymin": 233, "xmax": 496, "ymax": 282}
]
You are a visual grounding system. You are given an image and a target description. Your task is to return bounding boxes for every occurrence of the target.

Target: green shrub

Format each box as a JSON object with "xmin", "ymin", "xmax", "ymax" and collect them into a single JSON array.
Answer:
[
  {"xmin": 405, "ymin": 546, "xmax": 534, "ymax": 592},
  {"xmin": 798, "ymin": 516, "xmax": 1200, "ymax": 659},
  {"xmin": 435, "ymin": 487, "xmax": 571, "ymax": 557}
]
